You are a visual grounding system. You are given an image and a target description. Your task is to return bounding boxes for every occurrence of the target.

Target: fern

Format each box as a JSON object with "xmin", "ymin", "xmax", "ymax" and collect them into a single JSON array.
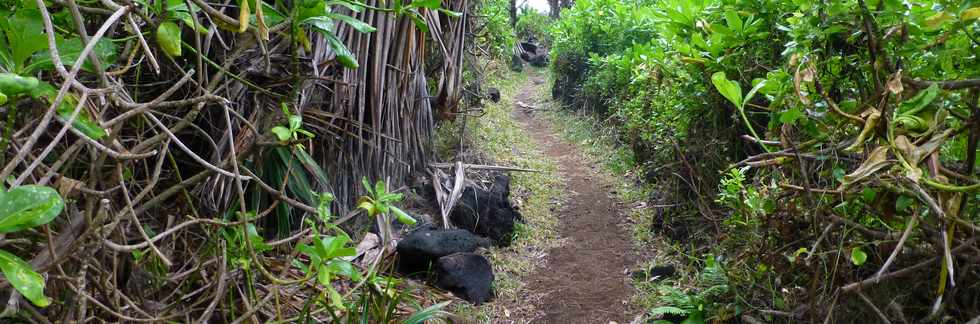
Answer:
[
  {"xmin": 650, "ymin": 306, "xmax": 689, "ymax": 317},
  {"xmin": 650, "ymin": 256, "xmax": 732, "ymax": 320}
]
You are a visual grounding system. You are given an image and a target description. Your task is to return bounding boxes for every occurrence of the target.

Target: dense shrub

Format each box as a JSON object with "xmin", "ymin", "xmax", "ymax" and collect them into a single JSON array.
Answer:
[
  {"xmin": 475, "ymin": 0, "xmax": 517, "ymax": 58},
  {"xmin": 551, "ymin": 0, "xmax": 980, "ymax": 322},
  {"xmin": 514, "ymin": 8, "xmax": 553, "ymax": 45}
]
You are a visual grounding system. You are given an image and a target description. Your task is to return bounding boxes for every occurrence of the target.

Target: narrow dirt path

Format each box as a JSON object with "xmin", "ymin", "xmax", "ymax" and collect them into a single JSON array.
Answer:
[{"xmin": 514, "ymin": 70, "xmax": 639, "ymax": 323}]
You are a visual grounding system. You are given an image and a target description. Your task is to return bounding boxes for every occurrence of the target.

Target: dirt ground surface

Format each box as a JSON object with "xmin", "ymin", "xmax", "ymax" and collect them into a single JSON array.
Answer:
[{"xmin": 515, "ymin": 70, "xmax": 640, "ymax": 323}]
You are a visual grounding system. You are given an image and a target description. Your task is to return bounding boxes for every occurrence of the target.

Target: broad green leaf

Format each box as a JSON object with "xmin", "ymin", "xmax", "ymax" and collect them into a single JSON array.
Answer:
[
  {"xmin": 271, "ymin": 126, "xmax": 291, "ymax": 141},
  {"xmin": 156, "ymin": 21, "xmax": 183, "ymax": 57},
  {"xmin": 293, "ymin": 149, "xmax": 329, "ymax": 186},
  {"xmin": 390, "ymin": 206, "xmax": 417, "ymax": 225},
  {"xmin": 287, "ymin": 114, "xmax": 302, "ymax": 131},
  {"xmin": 326, "ymin": 285, "xmax": 345, "ymax": 310},
  {"xmin": 779, "ymin": 107, "xmax": 803, "ymax": 125},
  {"xmin": 329, "ymin": 13, "xmax": 377, "ymax": 33},
  {"xmin": 409, "ymin": 11, "xmax": 429, "ymax": 33},
  {"xmin": 711, "ymin": 72, "xmax": 742, "ymax": 108},
  {"xmin": 0, "ymin": 10, "xmax": 47, "ymax": 71},
  {"xmin": 850, "ymin": 247, "xmax": 868, "ymax": 266},
  {"xmin": 724, "ymin": 10, "xmax": 743, "ymax": 32},
  {"xmin": 0, "ymin": 93, "xmax": 7, "ymax": 105},
  {"xmin": 26, "ymin": 37, "xmax": 118, "ymax": 73},
  {"xmin": 326, "ymin": 259, "xmax": 360, "ymax": 280},
  {"xmin": 898, "ymin": 83, "xmax": 940, "ymax": 115},
  {"xmin": 681, "ymin": 310, "xmax": 706, "ymax": 324},
  {"xmin": 246, "ymin": 224, "xmax": 271, "ymax": 252},
  {"xmin": 0, "ymin": 73, "xmax": 39, "ymax": 96},
  {"xmin": 743, "ymin": 79, "xmax": 766, "ymax": 105},
  {"xmin": 896, "ymin": 195, "xmax": 915, "ymax": 212},
  {"xmin": 56, "ymin": 92, "xmax": 107, "ymax": 139},
  {"xmin": 0, "ymin": 185, "xmax": 63, "ymax": 233},
  {"xmin": 361, "ymin": 177, "xmax": 374, "ymax": 196},
  {"xmin": 924, "ymin": 11, "xmax": 954, "ymax": 29},
  {"xmin": 963, "ymin": 7, "xmax": 980, "ymax": 21},
  {"xmin": 325, "ymin": 34, "xmax": 358, "ymax": 68},
  {"xmin": 0, "ymin": 249, "xmax": 49, "ymax": 307},
  {"xmin": 30, "ymin": 82, "xmax": 106, "ymax": 140},
  {"xmin": 411, "ymin": 0, "xmax": 441, "ymax": 10}
]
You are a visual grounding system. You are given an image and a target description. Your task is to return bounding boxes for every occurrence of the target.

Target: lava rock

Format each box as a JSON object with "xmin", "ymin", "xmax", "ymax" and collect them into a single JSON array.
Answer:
[
  {"xmin": 529, "ymin": 53, "xmax": 549, "ymax": 67},
  {"xmin": 487, "ymin": 87, "xmax": 500, "ymax": 103},
  {"xmin": 510, "ymin": 54, "xmax": 524, "ymax": 72},
  {"xmin": 434, "ymin": 253, "xmax": 494, "ymax": 305},
  {"xmin": 519, "ymin": 41, "xmax": 539, "ymax": 53},
  {"xmin": 396, "ymin": 225, "xmax": 491, "ymax": 275},
  {"xmin": 631, "ymin": 264, "xmax": 676, "ymax": 281},
  {"xmin": 450, "ymin": 175, "xmax": 520, "ymax": 246}
]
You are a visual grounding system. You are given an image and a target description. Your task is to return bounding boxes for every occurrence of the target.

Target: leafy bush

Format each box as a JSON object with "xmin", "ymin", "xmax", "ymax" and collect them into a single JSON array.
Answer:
[
  {"xmin": 476, "ymin": 0, "xmax": 517, "ymax": 58},
  {"xmin": 514, "ymin": 7, "xmax": 552, "ymax": 44},
  {"xmin": 550, "ymin": 0, "xmax": 980, "ymax": 321}
]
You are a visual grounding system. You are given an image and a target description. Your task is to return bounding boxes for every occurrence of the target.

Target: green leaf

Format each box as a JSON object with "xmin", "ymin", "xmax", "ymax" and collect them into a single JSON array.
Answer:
[
  {"xmin": 246, "ymin": 224, "xmax": 271, "ymax": 252},
  {"xmin": 55, "ymin": 92, "xmax": 107, "ymax": 140},
  {"xmin": 408, "ymin": 11, "xmax": 429, "ymax": 33},
  {"xmin": 390, "ymin": 206, "xmax": 417, "ymax": 225},
  {"xmin": 898, "ymin": 83, "xmax": 940, "ymax": 115},
  {"xmin": 963, "ymin": 7, "xmax": 980, "ymax": 21},
  {"xmin": 0, "ymin": 185, "xmax": 63, "ymax": 233},
  {"xmin": 650, "ymin": 306, "xmax": 689, "ymax": 317},
  {"xmin": 0, "ymin": 249, "xmax": 49, "ymax": 307},
  {"xmin": 0, "ymin": 73, "xmax": 40, "ymax": 96},
  {"xmin": 438, "ymin": 8, "xmax": 462, "ymax": 18},
  {"xmin": 410, "ymin": 0, "xmax": 441, "ymax": 10},
  {"xmin": 287, "ymin": 114, "xmax": 303, "ymax": 131},
  {"xmin": 156, "ymin": 21, "xmax": 183, "ymax": 57},
  {"xmin": 850, "ymin": 247, "xmax": 868, "ymax": 266},
  {"xmin": 28, "ymin": 81, "xmax": 106, "ymax": 139},
  {"xmin": 743, "ymin": 79, "xmax": 766, "ymax": 106},
  {"xmin": 0, "ymin": 10, "xmax": 48, "ymax": 71},
  {"xmin": 271, "ymin": 126, "xmax": 291, "ymax": 142},
  {"xmin": 328, "ymin": 13, "xmax": 377, "ymax": 33},
  {"xmin": 27, "ymin": 37, "xmax": 118, "ymax": 73},
  {"xmin": 779, "ymin": 107, "xmax": 803, "ymax": 125},
  {"xmin": 711, "ymin": 71, "xmax": 743, "ymax": 108},
  {"xmin": 924, "ymin": 11, "xmax": 954, "ymax": 29},
  {"xmin": 315, "ymin": 192, "xmax": 334, "ymax": 222},
  {"xmin": 681, "ymin": 310, "xmax": 706, "ymax": 324},
  {"xmin": 724, "ymin": 10, "xmax": 743, "ymax": 32},
  {"xmin": 361, "ymin": 177, "xmax": 374, "ymax": 196},
  {"xmin": 326, "ymin": 259, "xmax": 360, "ymax": 281},
  {"xmin": 401, "ymin": 301, "xmax": 450, "ymax": 324},
  {"xmin": 896, "ymin": 195, "xmax": 915, "ymax": 212},
  {"xmin": 325, "ymin": 34, "xmax": 358, "ymax": 68}
]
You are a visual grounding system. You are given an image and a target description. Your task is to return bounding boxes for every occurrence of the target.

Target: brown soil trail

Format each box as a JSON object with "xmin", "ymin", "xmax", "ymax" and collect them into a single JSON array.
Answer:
[{"xmin": 515, "ymin": 70, "xmax": 639, "ymax": 323}]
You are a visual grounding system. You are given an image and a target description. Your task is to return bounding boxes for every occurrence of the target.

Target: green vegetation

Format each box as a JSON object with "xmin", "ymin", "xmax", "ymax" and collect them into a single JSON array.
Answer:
[
  {"xmin": 0, "ymin": 0, "xmax": 477, "ymax": 320},
  {"xmin": 0, "ymin": 185, "xmax": 63, "ymax": 308},
  {"xmin": 550, "ymin": 0, "xmax": 980, "ymax": 322}
]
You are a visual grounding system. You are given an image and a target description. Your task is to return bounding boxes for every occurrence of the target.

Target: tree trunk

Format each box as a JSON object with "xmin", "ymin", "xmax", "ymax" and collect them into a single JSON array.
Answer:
[
  {"xmin": 509, "ymin": 0, "xmax": 517, "ymax": 27},
  {"xmin": 549, "ymin": 0, "xmax": 559, "ymax": 19}
]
